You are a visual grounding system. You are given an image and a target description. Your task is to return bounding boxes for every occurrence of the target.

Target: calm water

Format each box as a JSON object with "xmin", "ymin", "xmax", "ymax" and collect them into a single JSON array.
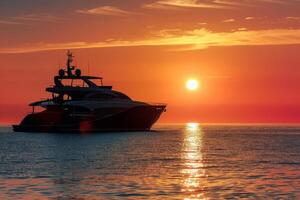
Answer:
[{"xmin": 1, "ymin": 124, "xmax": 300, "ymax": 199}]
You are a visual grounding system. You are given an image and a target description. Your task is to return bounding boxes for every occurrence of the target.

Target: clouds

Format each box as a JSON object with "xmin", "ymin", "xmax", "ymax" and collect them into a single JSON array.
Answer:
[
  {"xmin": 1, "ymin": 0, "xmax": 298, "ymax": 24},
  {"xmin": 0, "ymin": 20, "xmax": 22, "ymax": 25},
  {"xmin": 143, "ymin": 0, "xmax": 229, "ymax": 9},
  {"xmin": 143, "ymin": 0, "xmax": 294, "ymax": 10},
  {"xmin": 11, "ymin": 14, "xmax": 64, "ymax": 22},
  {"xmin": 0, "ymin": 6, "xmax": 134, "ymax": 26},
  {"xmin": 76, "ymin": 0, "xmax": 292, "ymax": 14},
  {"xmin": 0, "ymin": 14, "xmax": 66, "ymax": 26},
  {"xmin": 77, "ymin": 6, "xmax": 134, "ymax": 16},
  {"xmin": 245, "ymin": 17, "xmax": 255, "ymax": 20},
  {"xmin": 286, "ymin": 16, "xmax": 300, "ymax": 20},
  {"xmin": 1, "ymin": 0, "xmax": 299, "ymax": 52},
  {"xmin": 1, "ymin": 28, "xmax": 300, "ymax": 53},
  {"xmin": 223, "ymin": 18, "xmax": 235, "ymax": 23}
]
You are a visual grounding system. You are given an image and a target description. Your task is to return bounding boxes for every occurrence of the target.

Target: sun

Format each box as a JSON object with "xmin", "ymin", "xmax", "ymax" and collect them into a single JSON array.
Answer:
[{"xmin": 186, "ymin": 79, "xmax": 199, "ymax": 91}]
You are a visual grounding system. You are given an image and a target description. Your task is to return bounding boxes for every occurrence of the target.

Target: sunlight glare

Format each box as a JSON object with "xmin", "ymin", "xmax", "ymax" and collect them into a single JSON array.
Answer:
[
  {"xmin": 186, "ymin": 79, "xmax": 199, "ymax": 91},
  {"xmin": 186, "ymin": 122, "xmax": 200, "ymax": 131}
]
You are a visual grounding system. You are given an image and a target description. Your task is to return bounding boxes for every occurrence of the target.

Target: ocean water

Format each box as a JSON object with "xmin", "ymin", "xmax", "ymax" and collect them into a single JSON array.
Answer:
[{"xmin": 0, "ymin": 124, "xmax": 300, "ymax": 199}]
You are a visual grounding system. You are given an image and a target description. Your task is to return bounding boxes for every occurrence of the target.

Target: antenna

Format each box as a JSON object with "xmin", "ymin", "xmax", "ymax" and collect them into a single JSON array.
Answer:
[
  {"xmin": 66, "ymin": 50, "xmax": 75, "ymax": 77},
  {"xmin": 88, "ymin": 59, "xmax": 90, "ymax": 75}
]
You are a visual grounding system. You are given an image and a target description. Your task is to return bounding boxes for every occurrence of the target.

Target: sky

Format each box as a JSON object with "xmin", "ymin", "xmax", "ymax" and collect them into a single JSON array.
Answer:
[{"xmin": 1, "ymin": 0, "xmax": 300, "ymax": 124}]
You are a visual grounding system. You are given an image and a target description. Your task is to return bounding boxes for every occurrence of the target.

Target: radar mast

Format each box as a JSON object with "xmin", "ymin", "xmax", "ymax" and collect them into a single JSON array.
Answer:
[{"xmin": 66, "ymin": 50, "xmax": 75, "ymax": 77}]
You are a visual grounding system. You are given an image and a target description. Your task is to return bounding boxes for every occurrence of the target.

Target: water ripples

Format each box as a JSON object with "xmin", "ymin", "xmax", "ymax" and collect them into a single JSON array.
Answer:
[{"xmin": 0, "ymin": 125, "xmax": 300, "ymax": 199}]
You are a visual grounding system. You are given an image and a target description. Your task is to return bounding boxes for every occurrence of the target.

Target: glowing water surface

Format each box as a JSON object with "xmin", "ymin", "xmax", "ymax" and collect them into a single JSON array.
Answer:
[{"xmin": 1, "ymin": 124, "xmax": 300, "ymax": 199}]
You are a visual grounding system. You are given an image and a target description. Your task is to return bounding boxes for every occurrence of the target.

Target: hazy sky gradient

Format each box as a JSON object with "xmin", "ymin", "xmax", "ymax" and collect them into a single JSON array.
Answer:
[{"xmin": 1, "ymin": 0, "xmax": 300, "ymax": 124}]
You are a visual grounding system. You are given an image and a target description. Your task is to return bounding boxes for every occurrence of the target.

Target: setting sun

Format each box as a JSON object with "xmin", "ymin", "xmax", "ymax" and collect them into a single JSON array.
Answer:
[{"xmin": 186, "ymin": 79, "xmax": 199, "ymax": 91}]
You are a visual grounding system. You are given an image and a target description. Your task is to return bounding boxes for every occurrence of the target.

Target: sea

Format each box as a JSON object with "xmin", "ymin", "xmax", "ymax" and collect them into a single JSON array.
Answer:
[{"xmin": 0, "ymin": 124, "xmax": 300, "ymax": 199}]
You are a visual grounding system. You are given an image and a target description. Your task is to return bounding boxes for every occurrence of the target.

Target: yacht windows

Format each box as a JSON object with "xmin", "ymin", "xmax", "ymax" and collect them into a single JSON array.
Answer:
[
  {"xmin": 63, "ymin": 94, "xmax": 71, "ymax": 101},
  {"xmin": 61, "ymin": 79, "xmax": 88, "ymax": 87},
  {"xmin": 86, "ymin": 92, "xmax": 131, "ymax": 100},
  {"xmin": 92, "ymin": 79, "xmax": 103, "ymax": 86},
  {"xmin": 112, "ymin": 91, "xmax": 131, "ymax": 100}
]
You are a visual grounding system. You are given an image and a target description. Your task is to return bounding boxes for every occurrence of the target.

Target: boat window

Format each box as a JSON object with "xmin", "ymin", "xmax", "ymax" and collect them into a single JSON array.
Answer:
[
  {"xmin": 92, "ymin": 79, "xmax": 103, "ymax": 86},
  {"xmin": 112, "ymin": 91, "xmax": 131, "ymax": 100},
  {"xmin": 61, "ymin": 79, "xmax": 87, "ymax": 87},
  {"xmin": 63, "ymin": 94, "xmax": 71, "ymax": 101},
  {"xmin": 30, "ymin": 106, "xmax": 45, "ymax": 113}
]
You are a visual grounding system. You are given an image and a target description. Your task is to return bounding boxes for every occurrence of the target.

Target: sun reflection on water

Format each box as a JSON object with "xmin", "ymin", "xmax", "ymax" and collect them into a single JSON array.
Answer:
[{"xmin": 182, "ymin": 123, "xmax": 207, "ymax": 200}]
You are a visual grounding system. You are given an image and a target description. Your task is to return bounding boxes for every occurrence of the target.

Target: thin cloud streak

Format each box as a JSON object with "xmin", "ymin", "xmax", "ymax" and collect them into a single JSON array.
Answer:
[
  {"xmin": 223, "ymin": 18, "xmax": 235, "ymax": 23},
  {"xmin": 245, "ymin": 17, "xmax": 255, "ymax": 20},
  {"xmin": 0, "ymin": 14, "xmax": 66, "ymax": 26},
  {"xmin": 143, "ymin": 0, "xmax": 293, "ymax": 10},
  {"xmin": 77, "ymin": 6, "xmax": 134, "ymax": 16},
  {"xmin": 286, "ymin": 16, "xmax": 300, "ymax": 20},
  {"xmin": 11, "ymin": 14, "xmax": 65, "ymax": 22},
  {"xmin": 258, "ymin": 0, "xmax": 289, "ymax": 4},
  {"xmin": 0, "ymin": 20, "xmax": 23, "ymax": 25},
  {"xmin": 1, "ymin": 28, "xmax": 300, "ymax": 53},
  {"xmin": 144, "ymin": 0, "xmax": 230, "ymax": 9}
]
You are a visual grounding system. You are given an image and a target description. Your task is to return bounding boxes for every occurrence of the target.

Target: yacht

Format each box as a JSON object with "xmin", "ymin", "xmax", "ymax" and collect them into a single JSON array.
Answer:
[{"xmin": 13, "ymin": 51, "xmax": 166, "ymax": 133}]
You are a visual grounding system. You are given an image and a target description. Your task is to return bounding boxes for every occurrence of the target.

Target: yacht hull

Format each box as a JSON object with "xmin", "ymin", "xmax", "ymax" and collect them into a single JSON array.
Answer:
[{"xmin": 13, "ymin": 105, "xmax": 166, "ymax": 133}]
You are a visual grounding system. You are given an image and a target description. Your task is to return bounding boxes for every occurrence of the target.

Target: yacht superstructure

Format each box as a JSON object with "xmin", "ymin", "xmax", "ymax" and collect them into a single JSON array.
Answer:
[{"xmin": 13, "ymin": 51, "xmax": 166, "ymax": 133}]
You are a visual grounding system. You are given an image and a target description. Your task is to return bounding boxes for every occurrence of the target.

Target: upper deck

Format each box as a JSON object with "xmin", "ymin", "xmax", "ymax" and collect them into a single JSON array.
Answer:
[
  {"xmin": 48, "ymin": 51, "xmax": 113, "ymax": 92},
  {"xmin": 42, "ymin": 51, "xmax": 134, "ymax": 102}
]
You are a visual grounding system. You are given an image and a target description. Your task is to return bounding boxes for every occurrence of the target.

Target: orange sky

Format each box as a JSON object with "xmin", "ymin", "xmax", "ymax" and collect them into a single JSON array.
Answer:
[{"xmin": 1, "ymin": 0, "xmax": 300, "ymax": 124}]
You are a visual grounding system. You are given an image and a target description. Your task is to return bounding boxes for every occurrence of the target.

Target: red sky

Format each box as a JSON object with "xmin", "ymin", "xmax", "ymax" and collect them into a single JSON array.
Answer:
[{"xmin": 1, "ymin": 0, "xmax": 300, "ymax": 124}]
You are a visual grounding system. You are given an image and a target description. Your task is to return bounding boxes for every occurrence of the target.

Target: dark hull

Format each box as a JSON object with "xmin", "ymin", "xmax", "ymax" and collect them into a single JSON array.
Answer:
[{"xmin": 13, "ymin": 105, "xmax": 166, "ymax": 133}]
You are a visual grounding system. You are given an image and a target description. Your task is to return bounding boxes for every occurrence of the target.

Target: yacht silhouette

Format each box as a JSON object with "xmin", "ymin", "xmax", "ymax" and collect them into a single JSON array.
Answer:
[{"xmin": 13, "ymin": 51, "xmax": 166, "ymax": 133}]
